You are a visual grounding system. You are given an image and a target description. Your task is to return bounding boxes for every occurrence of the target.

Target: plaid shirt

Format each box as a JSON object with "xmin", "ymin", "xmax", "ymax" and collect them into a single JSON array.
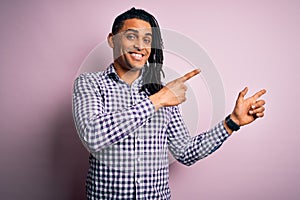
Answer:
[{"xmin": 72, "ymin": 64, "xmax": 230, "ymax": 200}]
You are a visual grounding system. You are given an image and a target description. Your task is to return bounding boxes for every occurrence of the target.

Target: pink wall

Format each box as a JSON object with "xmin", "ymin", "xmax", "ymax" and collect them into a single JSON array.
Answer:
[{"xmin": 0, "ymin": 0, "xmax": 299, "ymax": 199}]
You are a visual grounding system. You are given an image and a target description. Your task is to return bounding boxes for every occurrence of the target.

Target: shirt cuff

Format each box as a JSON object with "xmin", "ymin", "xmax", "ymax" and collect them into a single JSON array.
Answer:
[
  {"xmin": 132, "ymin": 97, "xmax": 156, "ymax": 121},
  {"xmin": 219, "ymin": 120, "xmax": 231, "ymax": 138}
]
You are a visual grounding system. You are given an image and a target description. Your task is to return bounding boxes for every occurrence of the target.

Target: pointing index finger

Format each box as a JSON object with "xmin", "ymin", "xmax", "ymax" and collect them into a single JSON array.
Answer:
[
  {"xmin": 253, "ymin": 89, "xmax": 267, "ymax": 100},
  {"xmin": 181, "ymin": 69, "xmax": 201, "ymax": 82}
]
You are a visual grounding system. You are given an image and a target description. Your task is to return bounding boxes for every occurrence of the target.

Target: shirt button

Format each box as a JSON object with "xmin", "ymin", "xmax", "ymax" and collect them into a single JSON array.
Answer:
[
  {"xmin": 136, "ymin": 178, "xmax": 141, "ymax": 184},
  {"xmin": 137, "ymin": 157, "xmax": 141, "ymax": 162}
]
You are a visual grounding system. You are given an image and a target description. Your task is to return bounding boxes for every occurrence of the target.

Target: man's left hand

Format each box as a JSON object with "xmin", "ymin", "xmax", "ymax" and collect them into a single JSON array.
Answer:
[{"xmin": 229, "ymin": 87, "xmax": 267, "ymax": 128}]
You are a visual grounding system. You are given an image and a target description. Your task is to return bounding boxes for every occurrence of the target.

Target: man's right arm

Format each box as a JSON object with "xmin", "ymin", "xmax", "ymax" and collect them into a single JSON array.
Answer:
[{"xmin": 72, "ymin": 74, "xmax": 155, "ymax": 153}]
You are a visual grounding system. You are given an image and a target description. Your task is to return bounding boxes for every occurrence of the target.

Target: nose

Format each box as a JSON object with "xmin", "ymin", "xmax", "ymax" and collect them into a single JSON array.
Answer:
[
  {"xmin": 133, "ymin": 44, "xmax": 141, "ymax": 51},
  {"xmin": 133, "ymin": 38, "xmax": 144, "ymax": 50}
]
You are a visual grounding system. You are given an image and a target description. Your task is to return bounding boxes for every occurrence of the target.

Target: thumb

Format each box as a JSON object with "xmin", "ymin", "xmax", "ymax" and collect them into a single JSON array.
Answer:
[{"xmin": 237, "ymin": 87, "xmax": 248, "ymax": 101}]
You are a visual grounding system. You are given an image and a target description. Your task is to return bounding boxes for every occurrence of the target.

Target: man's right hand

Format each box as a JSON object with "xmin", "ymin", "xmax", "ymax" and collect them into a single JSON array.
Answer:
[{"xmin": 149, "ymin": 69, "xmax": 201, "ymax": 111}]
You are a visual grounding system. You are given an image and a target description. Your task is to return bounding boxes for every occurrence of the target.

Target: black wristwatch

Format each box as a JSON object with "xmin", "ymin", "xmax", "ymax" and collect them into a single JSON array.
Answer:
[{"xmin": 225, "ymin": 115, "xmax": 240, "ymax": 131}]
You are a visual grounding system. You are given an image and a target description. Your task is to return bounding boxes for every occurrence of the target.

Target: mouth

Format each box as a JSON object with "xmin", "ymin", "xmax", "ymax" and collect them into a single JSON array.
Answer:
[{"xmin": 129, "ymin": 52, "xmax": 144, "ymax": 61}]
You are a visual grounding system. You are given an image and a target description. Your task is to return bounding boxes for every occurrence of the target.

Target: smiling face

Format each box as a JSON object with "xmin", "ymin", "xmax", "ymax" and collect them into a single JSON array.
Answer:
[{"xmin": 108, "ymin": 18, "xmax": 152, "ymax": 77}]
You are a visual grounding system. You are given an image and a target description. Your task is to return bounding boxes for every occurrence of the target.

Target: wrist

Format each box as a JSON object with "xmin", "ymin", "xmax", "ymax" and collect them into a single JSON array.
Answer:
[
  {"xmin": 225, "ymin": 114, "xmax": 240, "ymax": 132},
  {"xmin": 149, "ymin": 93, "xmax": 163, "ymax": 111},
  {"xmin": 229, "ymin": 113, "xmax": 240, "ymax": 126}
]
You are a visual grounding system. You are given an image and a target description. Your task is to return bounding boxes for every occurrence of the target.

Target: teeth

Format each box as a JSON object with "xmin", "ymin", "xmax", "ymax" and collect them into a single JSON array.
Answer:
[{"xmin": 132, "ymin": 53, "xmax": 142, "ymax": 58}]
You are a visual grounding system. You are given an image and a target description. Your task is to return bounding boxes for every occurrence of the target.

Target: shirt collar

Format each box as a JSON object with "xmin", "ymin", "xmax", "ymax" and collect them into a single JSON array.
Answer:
[
  {"xmin": 104, "ymin": 63, "xmax": 145, "ymax": 85},
  {"xmin": 104, "ymin": 64, "xmax": 120, "ymax": 82}
]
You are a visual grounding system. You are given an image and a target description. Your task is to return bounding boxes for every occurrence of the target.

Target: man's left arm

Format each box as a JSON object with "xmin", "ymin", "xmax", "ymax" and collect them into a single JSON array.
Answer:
[
  {"xmin": 167, "ymin": 106, "xmax": 230, "ymax": 166},
  {"xmin": 167, "ymin": 87, "xmax": 267, "ymax": 166}
]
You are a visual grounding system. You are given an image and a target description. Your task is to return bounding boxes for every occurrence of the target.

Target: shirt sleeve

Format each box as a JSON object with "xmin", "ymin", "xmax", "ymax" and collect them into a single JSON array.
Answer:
[
  {"xmin": 167, "ymin": 106, "xmax": 230, "ymax": 166},
  {"xmin": 72, "ymin": 74, "xmax": 155, "ymax": 153}
]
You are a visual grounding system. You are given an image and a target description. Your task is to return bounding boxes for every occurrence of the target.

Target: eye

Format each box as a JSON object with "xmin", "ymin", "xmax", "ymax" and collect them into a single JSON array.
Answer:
[
  {"xmin": 126, "ymin": 34, "xmax": 136, "ymax": 41},
  {"xmin": 143, "ymin": 38, "xmax": 152, "ymax": 45}
]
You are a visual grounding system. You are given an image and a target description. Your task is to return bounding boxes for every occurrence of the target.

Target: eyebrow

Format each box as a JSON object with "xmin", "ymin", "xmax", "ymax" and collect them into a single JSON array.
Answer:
[{"xmin": 124, "ymin": 28, "xmax": 152, "ymax": 37}]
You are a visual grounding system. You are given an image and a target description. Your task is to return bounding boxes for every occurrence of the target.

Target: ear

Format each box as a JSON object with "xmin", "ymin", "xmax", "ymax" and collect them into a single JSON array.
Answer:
[{"xmin": 107, "ymin": 33, "xmax": 114, "ymax": 48}]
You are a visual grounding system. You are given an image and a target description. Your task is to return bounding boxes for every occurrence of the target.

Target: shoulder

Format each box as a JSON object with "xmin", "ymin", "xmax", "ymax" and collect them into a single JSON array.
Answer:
[
  {"xmin": 76, "ymin": 71, "xmax": 104, "ymax": 81},
  {"xmin": 73, "ymin": 71, "xmax": 106, "ymax": 92},
  {"xmin": 75, "ymin": 71, "xmax": 106, "ymax": 85},
  {"xmin": 76, "ymin": 64, "xmax": 114, "ymax": 83}
]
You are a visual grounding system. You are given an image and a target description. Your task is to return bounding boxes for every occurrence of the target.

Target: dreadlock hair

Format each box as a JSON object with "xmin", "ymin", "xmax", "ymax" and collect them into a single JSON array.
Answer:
[{"xmin": 111, "ymin": 7, "xmax": 164, "ymax": 95}]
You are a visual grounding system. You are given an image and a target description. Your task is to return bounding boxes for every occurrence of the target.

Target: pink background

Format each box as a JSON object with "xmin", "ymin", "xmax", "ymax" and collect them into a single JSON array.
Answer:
[{"xmin": 1, "ymin": 0, "xmax": 299, "ymax": 199}]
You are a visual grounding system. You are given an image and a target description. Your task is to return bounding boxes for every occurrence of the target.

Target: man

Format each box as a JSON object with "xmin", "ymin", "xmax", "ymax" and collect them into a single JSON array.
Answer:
[{"xmin": 72, "ymin": 7, "xmax": 266, "ymax": 200}]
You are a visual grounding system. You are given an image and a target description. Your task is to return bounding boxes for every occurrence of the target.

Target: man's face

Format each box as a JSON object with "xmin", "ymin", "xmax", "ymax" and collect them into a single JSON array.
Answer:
[{"xmin": 109, "ymin": 18, "xmax": 152, "ymax": 72}]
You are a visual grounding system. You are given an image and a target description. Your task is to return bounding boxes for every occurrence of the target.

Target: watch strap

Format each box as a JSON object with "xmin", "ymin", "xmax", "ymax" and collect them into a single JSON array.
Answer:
[{"xmin": 225, "ymin": 115, "xmax": 240, "ymax": 131}]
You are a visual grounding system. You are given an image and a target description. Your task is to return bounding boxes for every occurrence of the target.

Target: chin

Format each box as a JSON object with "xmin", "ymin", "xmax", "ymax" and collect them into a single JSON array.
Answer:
[
  {"xmin": 130, "ymin": 65, "xmax": 144, "ymax": 72},
  {"xmin": 130, "ymin": 62, "xmax": 146, "ymax": 70}
]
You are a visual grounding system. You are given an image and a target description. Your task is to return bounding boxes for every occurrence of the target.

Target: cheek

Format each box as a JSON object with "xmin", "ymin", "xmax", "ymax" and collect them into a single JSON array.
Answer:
[
  {"xmin": 145, "ymin": 48, "xmax": 151, "ymax": 58},
  {"xmin": 120, "ymin": 39, "xmax": 133, "ymax": 49}
]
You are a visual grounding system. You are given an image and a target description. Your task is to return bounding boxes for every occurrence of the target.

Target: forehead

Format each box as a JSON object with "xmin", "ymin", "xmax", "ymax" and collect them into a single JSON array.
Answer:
[{"xmin": 119, "ymin": 18, "xmax": 152, "ymax": 33}]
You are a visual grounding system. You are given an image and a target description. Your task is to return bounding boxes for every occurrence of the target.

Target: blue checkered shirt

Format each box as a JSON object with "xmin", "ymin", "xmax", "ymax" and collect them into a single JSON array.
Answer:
[{"xmin": 72, "ymin": 64, "xmax": 230, "ymax": 200}]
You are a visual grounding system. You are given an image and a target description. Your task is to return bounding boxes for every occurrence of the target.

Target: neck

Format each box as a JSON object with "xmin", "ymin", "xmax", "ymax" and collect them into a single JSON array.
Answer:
[
  {"xmin": 113, "ymin": 63, "xmax": 142, "ymax": 85},
  {"xmin": 120, "ymin": 69, "xmax": 141, "ymax": 85}
]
